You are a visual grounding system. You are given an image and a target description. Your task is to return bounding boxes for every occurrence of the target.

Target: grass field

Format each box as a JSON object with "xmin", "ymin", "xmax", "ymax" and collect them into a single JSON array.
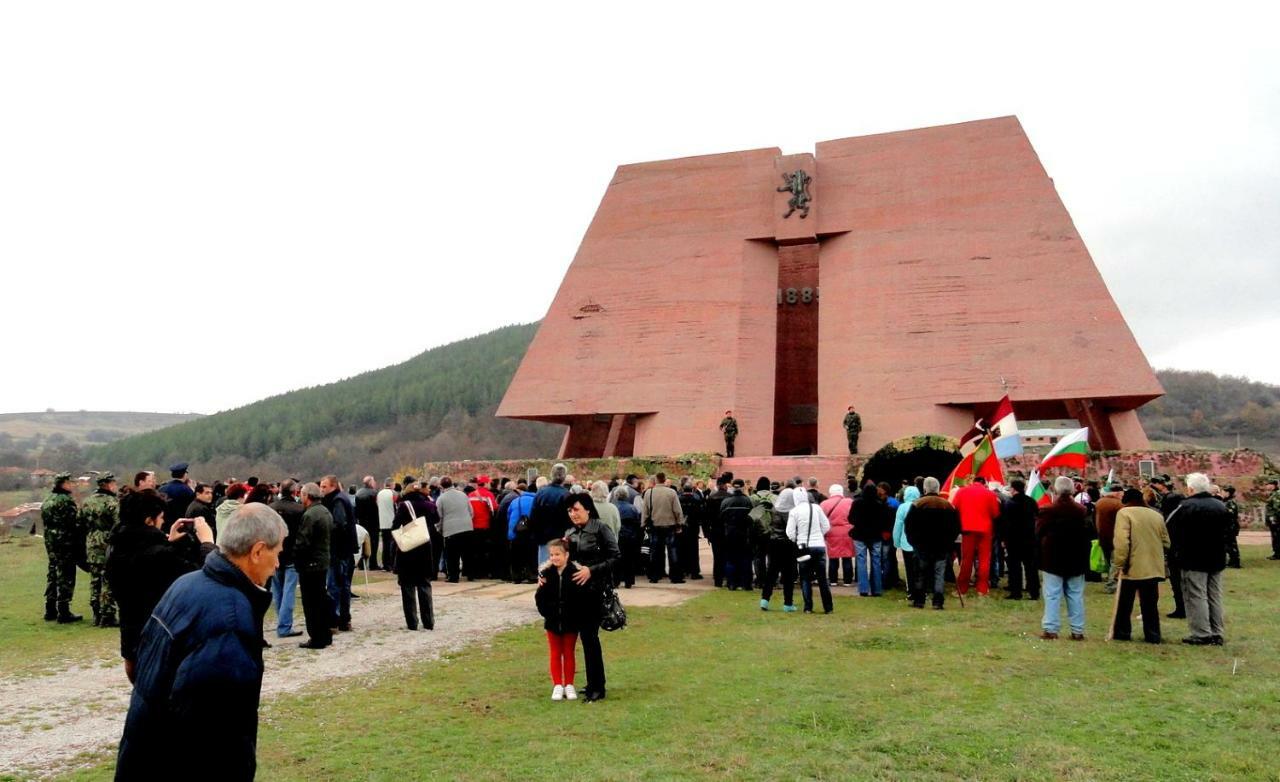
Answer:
[{"xmin": 9, "ymin": 541, "xmax": 1277, "ymax": 781}]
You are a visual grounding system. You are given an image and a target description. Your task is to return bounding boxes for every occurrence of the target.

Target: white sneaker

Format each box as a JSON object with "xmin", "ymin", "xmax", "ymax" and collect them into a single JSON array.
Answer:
[
  {"xmin": 564, "ymin": 684, "xmax": 578, "ymax": 700},
  {"xmin": 551, "ymin": 685, "xmax": 565, "ymax": 701}
]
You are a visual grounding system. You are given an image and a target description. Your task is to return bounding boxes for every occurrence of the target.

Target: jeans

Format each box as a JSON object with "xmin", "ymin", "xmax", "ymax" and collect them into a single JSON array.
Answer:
[
  {"xmin": 269, "ymin": 564, "xmax": 299, "ymax": 636},
  {"xmin": 1182, "ymin": 570, "xmax": 1225, "ymax": 640},
  {"xmin": 913, "ymin": 555, "xmax": 948, "ymax": 607},
  {"xmin": 1041, "ymin": 572, "xmax": 1085, "ymax": 634},
  {"xmin": 958, "ymin": 530, "xmax": 993, "ymax": 596},
  {"xmin": 881, "ymin": 543, "xmax": 899, "ymax": 588},
  {"xmin": 327, "ymin": 558, "xmax": 352, "ymax": 626},
  {"xmin": 798, "ymin": 547, "xmax": 833, "ymax": 613},
  {"xmin": 647, "ymin": 527, "xmax": 681, "ymax": 581},
  {"xmin": 854, "ymin": 540, "xmax": 882, "ymax": 595}
]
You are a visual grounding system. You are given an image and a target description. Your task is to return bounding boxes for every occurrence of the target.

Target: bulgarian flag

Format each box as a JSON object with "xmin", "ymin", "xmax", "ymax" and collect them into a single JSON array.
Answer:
[
  {"xmin": 942, "ymin": 433, "xmax": 1006, "ymax": 493},
  {"xmin": 1038, "ymin": 427, "xmax": 1091, "ymax": 472},
  {"xmin": 1028, "ymin": 469, "xmax": 1052, "ymax": 507}
]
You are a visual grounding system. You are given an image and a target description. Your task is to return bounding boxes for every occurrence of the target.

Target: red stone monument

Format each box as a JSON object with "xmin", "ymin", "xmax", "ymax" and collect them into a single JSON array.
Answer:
[{"xmin": 498, "ymin": 116, "xmax": 1163, "ymax": 458}]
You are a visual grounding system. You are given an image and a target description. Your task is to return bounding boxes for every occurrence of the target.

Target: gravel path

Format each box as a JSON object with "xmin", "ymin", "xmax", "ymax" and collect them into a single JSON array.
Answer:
[{"xmin": 0, "ymin": 591, "xmax": 538, "ymax": 780}]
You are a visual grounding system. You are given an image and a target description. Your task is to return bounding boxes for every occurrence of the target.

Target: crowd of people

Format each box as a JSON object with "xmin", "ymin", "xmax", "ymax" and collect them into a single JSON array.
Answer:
[{"xmin": 33, "ymin": 460, "xmax": 1276, "ymax": 778}]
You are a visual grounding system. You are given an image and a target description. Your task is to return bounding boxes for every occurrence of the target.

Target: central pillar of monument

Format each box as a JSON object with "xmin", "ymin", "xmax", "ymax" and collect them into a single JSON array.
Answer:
[{"xmin": 771, "ymin": 153, "xmax": 820, "ymax": 456}]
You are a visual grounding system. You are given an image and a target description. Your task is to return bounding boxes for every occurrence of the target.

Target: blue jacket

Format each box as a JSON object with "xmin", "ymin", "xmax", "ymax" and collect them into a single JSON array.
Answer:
[
  {"xmin": 531, "ymin": 482, "xmax": 570, "ymax": 544},
  {"xmin": 115, "ymin": 550, "xmax": 272, "ymax": 781},
  {"xmin": 507, "ymin": 491, "xmax": 535, "ymax": 541},
  {"xmin": 893, "ymin": 487, "xmax": 921, "ymax": 552}
]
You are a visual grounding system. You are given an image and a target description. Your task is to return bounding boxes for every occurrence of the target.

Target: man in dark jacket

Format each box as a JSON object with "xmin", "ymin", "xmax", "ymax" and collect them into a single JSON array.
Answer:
[
  {"xmin": 704, "ymin": 477, "xmax": 731, "ymax": 587},
  {"xmin": 320, "ymin": 475, "xmax": 356, "ymax": 631},
  {"xmin": 1172, "ymin": 473, "xmax": 1232, "ymax": 645},
  {"xmin": 106, "ymin": 488, "xmax": 215, "ymax": 682},
  {"xmin": 1035, "ymin": 476, "xmax": 1091, "ymax": 640},
  {"xmin": 296, "ymin": 483, "xmax": 333, "ymax": 649},
  {"xmin": 115, "ymin": 503, "xmax": 286, "ymax": 781},
  {"xmin": 157, "ymin": 462, "xmax": 196, "ymax": 532},
  {"xmin": 268, "ymin": 480, "xmax": 305, "ymax": 639},
  {"xmin": 354, "ymin": 476, "xmax": 381, "ymax": 570},
  {"xmin": 903, "ymin": 477, "xmax": 961, "ymax": 609},
  {"xmin": 718, "ymin": 479, "xmax": 755, "ymax": 590},
  {"xmin": 531, "ymin": 463, "xmax": 571, "ymax": 562},
  {"xmin": 678, "ymin": 481, "xmax": 705, "ymax": 580},
  {"xmin": 998, "ymin": 479, "xmax": 1040, "ymax": 600},
  {"xmin": 185, "ymin": 483, "xmax": 218, "ymax": 541}
]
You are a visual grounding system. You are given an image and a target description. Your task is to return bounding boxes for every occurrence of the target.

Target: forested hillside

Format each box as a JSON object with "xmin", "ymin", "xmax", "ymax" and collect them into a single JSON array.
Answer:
[
  {"xmin": 89, "ymin": 323, "xmax": 563, "ymax": 478},
  {"xmin": 1138, "ymin": 370, "xmax": 1280, "ymax": 450}
]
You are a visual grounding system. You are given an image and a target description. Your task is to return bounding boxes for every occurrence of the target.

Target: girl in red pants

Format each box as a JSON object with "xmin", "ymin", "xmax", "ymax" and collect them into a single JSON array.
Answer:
[{"xmin": 535, "ymin": 539, "xmax": 588, "ymax": 701}]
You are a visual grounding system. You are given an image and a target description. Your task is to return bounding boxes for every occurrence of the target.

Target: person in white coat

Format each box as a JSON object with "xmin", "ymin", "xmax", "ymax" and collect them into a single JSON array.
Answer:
[{"xmin": 786, "ymin": 487, "xmax": 833, "ymax": 613}]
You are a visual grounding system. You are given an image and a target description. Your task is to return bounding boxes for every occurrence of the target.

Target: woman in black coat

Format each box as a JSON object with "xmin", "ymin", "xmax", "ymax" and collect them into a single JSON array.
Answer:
[
  {"xmin": 392, "ymin": 483, "xmax": 439, "ymax": 631},
  {"xmin": 561, "ymin": 494, "xmax": 620, "ymax": 702}
]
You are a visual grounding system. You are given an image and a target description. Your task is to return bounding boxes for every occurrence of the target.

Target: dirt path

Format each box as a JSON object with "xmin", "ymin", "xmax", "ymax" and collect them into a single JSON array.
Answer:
[{"xmin": 0, "ymin": 575, "xmax": 707, "ymax": 780}]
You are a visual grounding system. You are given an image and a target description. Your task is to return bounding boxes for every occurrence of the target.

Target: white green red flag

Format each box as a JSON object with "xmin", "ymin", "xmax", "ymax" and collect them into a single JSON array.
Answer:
[
  {"xmin": 1038, "ymin": 427, "xmax": 1090, "ymax": 472},
  {"xmin": 1028, "ymin": 469, "xmax": 1051, "ymax": 507}
]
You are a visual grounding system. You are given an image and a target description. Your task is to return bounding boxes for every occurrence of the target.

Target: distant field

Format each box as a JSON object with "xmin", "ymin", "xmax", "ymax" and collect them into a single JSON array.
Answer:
[{"xmin": 0, "ymin": 411, "xmax": 203, "ymax": 445}]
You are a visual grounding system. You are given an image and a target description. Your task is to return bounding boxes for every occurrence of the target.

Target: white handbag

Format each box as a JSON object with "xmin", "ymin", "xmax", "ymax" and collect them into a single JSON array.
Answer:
[{"xmin": 391, "ymin": 500, "xmax": 430, "ymax": 552}]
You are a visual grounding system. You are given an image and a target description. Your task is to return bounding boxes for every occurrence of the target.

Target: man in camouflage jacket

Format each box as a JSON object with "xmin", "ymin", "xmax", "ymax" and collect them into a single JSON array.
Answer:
[
  {"xmin": 80, "ymin": 472, "xmax": 120, "ymax": 626},
  {"xmin": 1265, "ymin": 478, "xmax": 1280, "ymax": 561},
  {"xmin": 719, "ymin": 411, "xmax": 739, "ymax": 458},
  {"xmin": 40, "ymin": 472, "xmax": 83, "ymax": 623}
]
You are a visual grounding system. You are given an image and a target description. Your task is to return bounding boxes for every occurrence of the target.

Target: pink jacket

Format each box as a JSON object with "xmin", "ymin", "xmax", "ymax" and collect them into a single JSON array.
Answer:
[{"xmin": 821, "ymin": 495, "xmax": 855, "ymax": 558}]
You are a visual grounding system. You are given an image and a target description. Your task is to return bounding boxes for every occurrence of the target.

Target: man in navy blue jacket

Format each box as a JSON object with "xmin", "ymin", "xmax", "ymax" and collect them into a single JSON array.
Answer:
[{"xmin": 115, "ymin": 503, "xmax": 287, "ymax": 781}]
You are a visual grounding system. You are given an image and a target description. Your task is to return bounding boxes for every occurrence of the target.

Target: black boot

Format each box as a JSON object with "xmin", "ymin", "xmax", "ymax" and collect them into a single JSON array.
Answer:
[
  {"xmin": 57, "ymin": 604, "xmax": 83, "ymax": 624},
  {"xmin": 44, "ymin": 601, "xmax": 57, "ymax": 621}
]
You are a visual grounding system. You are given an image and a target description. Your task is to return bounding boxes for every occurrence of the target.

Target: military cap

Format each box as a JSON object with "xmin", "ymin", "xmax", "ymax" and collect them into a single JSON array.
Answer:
[
  {"xmin": 1149, "ymin": 475, "xmax": 1167, "ymax": 486},
  {"xmin": 96, "ymin": 471, "xmax": 116, "ymax": 484},
  {"xmin": 1263, "ymin": 477, "xmax": 1279, "ymax": 487},
  {"xmin": 53, "ymin": 471, "xmax": 73, "ymax": 483},
  {"xmin": 169, "ymin": 462, "xmax": 189, "ymax": 475},
  {"xmin": 1106, "ymin": 482, "xmax": 1124, "ymax": 492}
]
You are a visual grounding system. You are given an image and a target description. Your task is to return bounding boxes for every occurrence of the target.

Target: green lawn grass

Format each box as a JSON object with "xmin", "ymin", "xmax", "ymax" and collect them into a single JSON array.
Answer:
[
  {"xmin": 0, "ymin": 538, "xmax": 117, "ymax": 677},
  {"xmin": 44, "ymin": 548, "xmax": 1280, "ymax": 781}
]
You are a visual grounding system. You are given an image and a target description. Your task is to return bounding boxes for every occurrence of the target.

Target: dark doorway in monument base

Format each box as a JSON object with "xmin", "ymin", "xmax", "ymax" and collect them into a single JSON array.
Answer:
[{"xmin": 861, "ymin": 436, "xmax": 962, "ymax": 491}]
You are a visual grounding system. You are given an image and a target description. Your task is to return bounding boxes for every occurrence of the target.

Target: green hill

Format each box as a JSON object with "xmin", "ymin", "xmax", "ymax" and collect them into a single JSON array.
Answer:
[
  {"xmin": 89, "ymin": 323, "xmax": 563, "ymax": 480},
  {"xmin": 83, "ymin": 322, "xmax": 1280, "ymax": 482}
]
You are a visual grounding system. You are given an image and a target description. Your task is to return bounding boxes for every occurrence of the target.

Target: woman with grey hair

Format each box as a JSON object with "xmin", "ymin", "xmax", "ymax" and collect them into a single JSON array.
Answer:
[
  {"xmin": 591, "ymin": 481, "xmax": 620, "ymax": 538},
  {"xmin": 611, "ymin": 484, "xmax": 644, "ymax": 588},
  {"xmin": 1035, "ymin": 476, "xmax": 1091, "ymax": 640}
]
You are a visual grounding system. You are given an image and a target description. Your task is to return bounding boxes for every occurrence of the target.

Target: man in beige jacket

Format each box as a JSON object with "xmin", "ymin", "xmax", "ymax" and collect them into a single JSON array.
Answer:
[
  {"xmin": 1109, "ymin": 488, "xmax": 1172, "ymax": 644},
  {"xmin": 640, "ymin": 472, "xmax": 685, "ymax": 583}
]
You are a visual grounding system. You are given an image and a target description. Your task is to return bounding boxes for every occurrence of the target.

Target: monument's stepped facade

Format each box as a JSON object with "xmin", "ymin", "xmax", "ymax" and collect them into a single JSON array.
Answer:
[{"xmin": 500, "ymin": 117, "xmax": 1163, "ymax": 459}]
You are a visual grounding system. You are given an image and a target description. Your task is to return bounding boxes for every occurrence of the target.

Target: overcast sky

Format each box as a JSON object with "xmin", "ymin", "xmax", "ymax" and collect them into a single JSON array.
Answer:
[{"xmin": 2, "ymin": 2, "xmax": 1276, "ymax": 415}]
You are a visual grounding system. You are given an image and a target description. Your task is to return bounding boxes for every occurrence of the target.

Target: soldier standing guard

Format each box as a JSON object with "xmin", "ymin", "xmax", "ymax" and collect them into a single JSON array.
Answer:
[
  {"xmin": 719, "ymin": 410, "xmax": 739, "ymax": 457},
  {"xmin": 1264, "ymin": 477, "xmax": 1280, "ymax": 561},
  {"xmin": 1221, "ymin": 486, "xmax": 1241, "ymax": 569},
  {"xmin": 40, "ymin": 472, "xmax": 84, "ymax": 623},
  {"xmin": 81, "ymin": 472, "xmax": 120, "ymax": 626},
  {"xmin": 843, "ymin": 405, "xmax": 862, "ymax": 455}
]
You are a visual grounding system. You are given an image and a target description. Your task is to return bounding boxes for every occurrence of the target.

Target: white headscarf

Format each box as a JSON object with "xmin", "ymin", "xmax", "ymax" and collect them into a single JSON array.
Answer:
[
  {"xmin": 829, "ymin": 484, "xmax": 844, "ymax": 497},
  {"xmin": 792, "ymin": 486, "xmax": 810, "ymax": 505}
]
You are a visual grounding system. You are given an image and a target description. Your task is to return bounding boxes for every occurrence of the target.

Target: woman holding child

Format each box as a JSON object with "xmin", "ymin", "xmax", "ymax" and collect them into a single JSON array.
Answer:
[{"xmin": 536, "ymin": 494, "xmax": 619, "ymax": 703}]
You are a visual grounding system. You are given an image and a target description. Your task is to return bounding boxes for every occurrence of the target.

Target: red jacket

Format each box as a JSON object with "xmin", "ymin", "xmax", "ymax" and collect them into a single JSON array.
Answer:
[
  {"xmin": 952, "ymin": 483, "xmax": 1001, "ymax": 535},
  {"xmin": 469, "ymin": 488, "xmax": 496, "ymax": 531}
]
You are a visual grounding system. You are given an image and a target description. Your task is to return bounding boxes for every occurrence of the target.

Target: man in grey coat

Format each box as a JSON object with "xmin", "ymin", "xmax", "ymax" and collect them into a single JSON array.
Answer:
[
  {"xmin": 436, "ymin": 476, "xmax": 474, "ymax": 583},
  {"xmin": 640, "ymin": 472, "xmax": 685, "ymax": 583}
]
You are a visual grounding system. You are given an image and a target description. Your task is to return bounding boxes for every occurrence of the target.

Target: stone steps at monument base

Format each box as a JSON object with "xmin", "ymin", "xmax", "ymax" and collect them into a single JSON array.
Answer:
[{"xmin": 719, "ymin": 455, "xmax": 853, "ymax": 493}]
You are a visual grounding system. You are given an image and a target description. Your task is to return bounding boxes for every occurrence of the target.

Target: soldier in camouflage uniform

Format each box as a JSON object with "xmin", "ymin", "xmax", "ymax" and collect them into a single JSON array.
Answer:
[
  {"xmin": 1264, "ymin": 477, "xmax": 1280, "ymax": 561},
  {"xmin": 40, "ymin": 472, "xmax": 83, "ymax": 623},
  {"xmin": 1220, "ymin": 485, "xmax": 1241, "ymax": 569},
  {"xmin": 843, "ymin": 405, "xmax": 862, "ymax": 454},
  {"xmin": 80, "ymin": 472, "xmax": 120, "ymax": 626},
  {"xmin": 719, "ymin": 410, "xmax": 739, "ymax": 457}
]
